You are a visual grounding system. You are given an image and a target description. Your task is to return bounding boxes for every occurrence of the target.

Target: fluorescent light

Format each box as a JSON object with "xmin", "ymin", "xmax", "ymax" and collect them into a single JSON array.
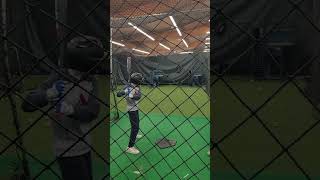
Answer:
[
  {"xmin": 159, "ymin": 43, "xmax": 170, "ymax": 50},
  {"xmin": 132, "ymin": 48, "xmax": 149, "ymax": 54},
  {"xmin": 111, "ymin": 40, "xmax": 125, "ymax": 47},
  {"xmin": 169, "ymin": 16, "xmax": 182, "ymax": 36},
  {"xmin": 176, "ymin": 27, "xmax": 182, "ymax": 36},
  {"xmin": 206, "ymin": 37, "xmax": 210, "ymax": 40},
  {"xmin": 203, "ymin": 49, "xmax": 210, "ymax": 52},
  {"xmin": 179, "ymin": 51, "xmax": 193, "ymax": 54},
  {"xmin": 205, "ymin": 42, "xmax": 210, "ymax": 45},
  {"xmin": 169, "ymin": 16, "xmax": 177, "ymax": 27},
  {"xmin": 206, "ymin": 31, "xmax": 210, "ymax": 34},
  {"xmin": 182, "ymin": 39, "xmax": 189, "ymax": 48},
  {"xmin": 128, "ymin": 22, "xmax": 155, "ymax": 41},
  {"xmin": 174, "ymin": 24, "xmax": 182, "ymax": 36}
]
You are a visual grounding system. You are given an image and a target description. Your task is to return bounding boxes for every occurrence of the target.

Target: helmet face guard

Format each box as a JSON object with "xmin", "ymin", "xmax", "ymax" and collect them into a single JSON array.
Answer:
[
  {"xmin": 64, "ymin": 36, "xmax": 105, "ymax": 72},
  {"xmin": 130, "ymin": 72, "xmax": 144, "ymax": 85}
]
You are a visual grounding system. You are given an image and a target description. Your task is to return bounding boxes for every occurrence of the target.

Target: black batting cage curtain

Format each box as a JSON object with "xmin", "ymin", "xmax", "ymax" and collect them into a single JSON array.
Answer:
[
  {"xmin": 212, "ymin": 0, "xmax": 320, "ymax": 104},
  {"xmin": 212, "ymin": 0, "xmax": 320, "ymax": 65},
  {"xmin": 1, "ymin": 0, "xmax": 108, "ymax": 74},
  {"xmin": 113, "ymin": 52, "xmax": 209, "ymax": 86}
]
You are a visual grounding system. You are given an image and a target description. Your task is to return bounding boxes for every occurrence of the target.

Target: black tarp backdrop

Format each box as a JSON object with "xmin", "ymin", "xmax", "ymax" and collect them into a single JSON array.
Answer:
[
  {"xmin": 297, "ymin": 1, "xmax": 320, "ymax": 106},
  {"xmin": 211, "ymin": 0, "xmax": 320, "ymax": 103},
  {"xmin": 0, "ymin": 0, "xmax": 30, "ymax": 81},
  {"xmin": 1, "ymin": 0, "xmax": 108, "ymax": 75},
  {"xmin": 211, "ymin": 0, "xmax": 317, "ymax": 76},
  {"xmin": 113, "ymin": 52, "xmax": 209, "ymax": 86},
  {"xmin": 212, "ymin": 0, "xmax": 276, "ymax": 66}
]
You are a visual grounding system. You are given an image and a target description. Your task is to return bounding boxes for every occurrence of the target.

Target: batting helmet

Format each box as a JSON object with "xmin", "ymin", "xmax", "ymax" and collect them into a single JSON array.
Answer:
[
  {"xmin": 64, "ymin": 35, "xmax": 105, "ymax": 72},
  {"xmin": 130, "ymin": 72, "xmax": 144, "ymax": 85}
]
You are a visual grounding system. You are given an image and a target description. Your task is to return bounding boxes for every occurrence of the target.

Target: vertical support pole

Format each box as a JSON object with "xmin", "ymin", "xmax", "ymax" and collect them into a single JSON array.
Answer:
[
  {"xmin": 110, "ymin": 28, "xmax": 113, "ymax": 75},
  {"xmin": 1, "ymin": 0, "xmax": 30, "ymax": 178},
  {"xmin": 110, "ymin": 28, "xmax": 118, "ymax": 88},
  {"xmin": 110, "ymin": 28, "xmax": 120, "ymax": 121},
  {"xmin": 110, "ymin": 27, "xmax": 114, "ymax": 89},
  {"xmin": 127, "ymin": 56, "xmax": 131, "ymax": 82},
  {"xmin": 55, "ymin": 0, "xmax": 68, "ymax": 68},
  {"xmin": 207, "ymin": 51, "xmax": 210, "ymax": 97}
]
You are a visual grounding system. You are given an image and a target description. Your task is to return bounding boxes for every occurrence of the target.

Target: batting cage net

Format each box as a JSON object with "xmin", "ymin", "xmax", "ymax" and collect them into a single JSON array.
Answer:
[
  {"xmin": 110, "ymin": 0, "xmax": 210, "ymax": 179},
  {"xmin": 0, "ymin": 0, "xmax": 109, "ymax": 179},
  {"xmin": 213, "ymin": 0, "xmax": 320, "ymax": 179},
  {"xmin": 0, "ymin": 0, "xmax": 210, "ymax": 179}
]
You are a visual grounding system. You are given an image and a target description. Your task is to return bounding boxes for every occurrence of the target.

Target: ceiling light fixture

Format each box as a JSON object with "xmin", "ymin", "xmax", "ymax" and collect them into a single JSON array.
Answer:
[
  {"xmin": 111, "ymin": 40, "xmax": 125, "ymax": 47},
  {"xmin": 159, "ymin": 43, "xmax": 170, "ymax": 50},
  {"xmin": 176, "ymin": 28, "xmax": 182, "ymax": 36},
  {"xmin": 132, "ymin": 48, "xmax": 150, "ymax": 54},
  {"xmin": 128, "ymin": 22, "xmax": 155, "ymax": 41},
  {"xmin": 182, "ymin": 39, "xmax": 189, "ymax": 48},
  {"xmin": 179, "ymin": 51, "xmax": 193, "ymax": 54},
  {"xmin": 169, "ymin": 16, "xmax": 182, "ymax": 36},
  {"xmin": 169, "ymin": 16, "xmax": 177, "ymax": 27}
]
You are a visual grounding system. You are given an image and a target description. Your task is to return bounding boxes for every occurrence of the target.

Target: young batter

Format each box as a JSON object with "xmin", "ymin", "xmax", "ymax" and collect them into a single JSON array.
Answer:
[{"xmin": 117, "ymin": 72, "xmax": 144, "ymax": 154}]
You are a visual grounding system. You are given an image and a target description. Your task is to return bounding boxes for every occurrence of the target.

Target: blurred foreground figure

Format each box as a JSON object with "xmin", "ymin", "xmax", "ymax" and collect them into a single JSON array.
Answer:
[{"xmin": 22, "ymin": 36, "xmax": 104, "ymax": 180}]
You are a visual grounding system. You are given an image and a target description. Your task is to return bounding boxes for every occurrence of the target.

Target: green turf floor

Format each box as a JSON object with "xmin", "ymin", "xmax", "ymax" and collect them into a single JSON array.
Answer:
[
  {"xmin": 213, "ymin": 77, "xmax": 320, "ymax": 179},
  {"xmin": 110, "ymin": 112, "xmax": 210, "ymax": 179},
  {"xmin": 5, "ymin": 75, "xmax": 319, "ymax": 179},
  {"xmin": 110, "ymin": 85, "xmax": 210, "ymax": 179}
]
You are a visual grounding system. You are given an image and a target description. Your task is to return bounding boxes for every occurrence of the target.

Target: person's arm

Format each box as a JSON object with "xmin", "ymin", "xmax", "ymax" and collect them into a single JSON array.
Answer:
[
  {"xmin": 130, "ymin": 87, "xmax": 141, "ymax": 101},
  {"xmin": 21, "ymin": 90, "xmax": 49, "ymax": 112},
  {"xmin": 39, "ymin": 72, "xmax": 60, "ymax": 89},
  {"xmin": 117, "ymin": 85, "xmax": 128, "ymax": 97},
  {"xmin": 69, "ymin": 78, "xmax": 100, "ymax": 123},
  {"xmin": 21, "ymin": 72, "xmax": 59, "ymax": 112},
  {"xmin": 117, "ymin": 89, "xmax": 126, "ymax": 97},
  {"xmin": 116, "ymin": 85, "xmax": 141, "ymax": 100}
]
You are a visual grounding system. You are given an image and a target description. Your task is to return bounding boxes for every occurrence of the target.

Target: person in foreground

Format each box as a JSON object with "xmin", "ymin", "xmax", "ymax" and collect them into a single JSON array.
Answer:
[{"xmin": 21, "ymin": 36, "xmax": 104, "ymax": 180}]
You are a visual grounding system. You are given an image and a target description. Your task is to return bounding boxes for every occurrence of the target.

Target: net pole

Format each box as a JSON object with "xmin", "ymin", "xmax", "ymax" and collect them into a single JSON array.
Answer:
[
  {"xmin": 207, "ymin": 53, "xmax": 210, "ymax": 97},
  {"xmin": 110, "ymin": 28, "xmax": 113, "ymax": 75},
  {"xmin": 55, "ymin": 0, "xmax": 67, "ymax": 68},
  {"xmin": 110, "ymin": 28, "xmax": 120, "ymax": 121},
  {"xmin": 1, "ymin": 0, "xmax": 30, "ymax": 178},
  {"xmin": 127, "ymin": 56, "xmax": 131, "ymax": 82}
]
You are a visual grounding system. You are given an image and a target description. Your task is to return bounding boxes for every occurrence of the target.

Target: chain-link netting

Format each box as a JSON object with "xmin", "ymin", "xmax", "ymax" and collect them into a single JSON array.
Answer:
[
  {"xmin": 110, "ymin": 0, "xmax": 210, "ymax": 179},
  {"xmin": 212, "ymin": 0, "xmax": 320, "ymax": 179},
  {"xmin": 1, "ymin": 0, "xmax": 108, "ymax": 179}
]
